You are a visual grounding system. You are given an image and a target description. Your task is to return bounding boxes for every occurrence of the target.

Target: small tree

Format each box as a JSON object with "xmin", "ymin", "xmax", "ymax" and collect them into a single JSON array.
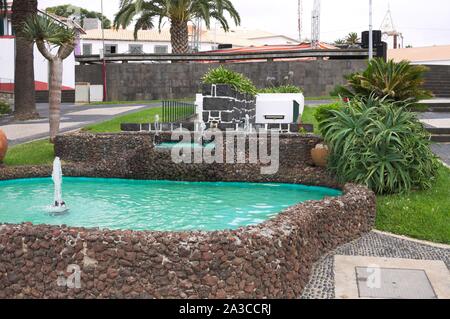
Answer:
[
  {"xmin": 23, "ymin": 14, "xmax": 76, "ymax": 142},
  {"xmin": 345, "ymin": 32, "xmax": 360, "ymax": 45}
]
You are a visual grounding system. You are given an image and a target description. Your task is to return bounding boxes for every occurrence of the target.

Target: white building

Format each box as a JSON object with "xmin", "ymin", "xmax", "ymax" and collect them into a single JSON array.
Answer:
[
  {"xmin": 0, "ymin": 5, "xmax": 84, "ymax": 92},
  {"xmin": 78, "ymin": 21, "xmax": 299, "ymax": 55}
]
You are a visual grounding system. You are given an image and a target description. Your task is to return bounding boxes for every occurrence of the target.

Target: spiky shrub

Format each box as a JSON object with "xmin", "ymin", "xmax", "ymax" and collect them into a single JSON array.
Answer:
[
  {"xmin": 314, "ymin": 102, "xmax": 342, "ymax": 125},
  {"xmin": 202, "ymin": 66, "xmax": 257, "ymax": 96},
  {"xmin": 320, "ymin": 96, "xmax": 439, "ymax": 194},
  {"xmin": 258, "ymin": 85, "xmax": 303, "ymax": 94},
  {"xmin": 0, "ymin": 100, "xmax": 11, "ymax": 115},
  {"xmin": 336, "ymin": 58, "xmax": 433, "ymax": 103}
]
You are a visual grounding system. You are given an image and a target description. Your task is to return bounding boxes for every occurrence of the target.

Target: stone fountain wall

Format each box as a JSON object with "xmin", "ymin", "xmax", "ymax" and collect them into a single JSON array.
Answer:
[
  {"xmin": 52, "ymin": 132, "xmax": 336, "ymax": 186},
  {"xmin": 0, "ymin": 132, "xmax": 377, "ymax": 298},
  {"xmin": 0, "ymin": 183, "xmax": 375, "ymax": 299}
]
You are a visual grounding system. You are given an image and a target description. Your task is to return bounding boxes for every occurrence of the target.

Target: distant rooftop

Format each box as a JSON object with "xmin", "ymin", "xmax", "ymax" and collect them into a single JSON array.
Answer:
[
  {"xmin": 388, "ymin": 45, "xmax": 450, "ymax": 63},
  {"xmin": 81, "ymin": 27, "xmax": 299, "ymax": 47}
]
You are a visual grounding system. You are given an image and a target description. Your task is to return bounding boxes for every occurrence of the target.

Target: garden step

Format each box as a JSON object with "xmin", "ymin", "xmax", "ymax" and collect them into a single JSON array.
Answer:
[
  {"xmin": 418, "ymin": 102, "xmax": 450, "ymax": 108},
  {"xmin": 426, "ymin": 127, "xmax": 450, "ymax": 135},
  {"xmin": 431, "ymin": 134, "xmax": 450, "ymax": 143},
  {"xmin": 429, "ymin": 107, "xmax": 450, "ymax": 112}
]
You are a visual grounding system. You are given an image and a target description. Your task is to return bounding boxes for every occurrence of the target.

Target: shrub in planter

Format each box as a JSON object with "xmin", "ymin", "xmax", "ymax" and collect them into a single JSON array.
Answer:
[
  {"xmin": 335, "ymin": 58, "xmax": 433, "ymax": 103},
  {"xmin": 314, "ymin": 102, "xmax": 343, "ymax": 127},
  {"xmin": 258, "ymin": 85, "xmax": 303, "ymax": 94},
  {"xmin": 202, "ymin": 66, "xmax": 257, "ymax": 96},
  {"xmin": 320, "ymin": 96, "xmax": 439, "ymax": 194},
  {"xmin": 0, "ymin": 100, "xmax": 11, "ymax": 115}
]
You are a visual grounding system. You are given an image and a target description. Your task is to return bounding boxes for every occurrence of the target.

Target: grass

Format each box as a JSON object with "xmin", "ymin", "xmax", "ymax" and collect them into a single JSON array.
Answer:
[
  {"xmin": 4, "ymin": 139, "xmax": 54, "ymax": 166},
  {"xmin": 301, "ymin": 106, "xmax": 320, "ymax": 134},
  {"xmin": 83, "ymin": 107, "xmax": 163, "ymax": 133},
  {"xmin": 376, "ymin": 165, "xmax": 450, "ymax": 244}
]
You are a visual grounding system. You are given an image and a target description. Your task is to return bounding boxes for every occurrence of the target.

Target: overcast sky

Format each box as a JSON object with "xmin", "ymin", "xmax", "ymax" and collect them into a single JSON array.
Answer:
[{"xmin": 38, "ymin": 0, "xmax": 450, "ymax": 47}]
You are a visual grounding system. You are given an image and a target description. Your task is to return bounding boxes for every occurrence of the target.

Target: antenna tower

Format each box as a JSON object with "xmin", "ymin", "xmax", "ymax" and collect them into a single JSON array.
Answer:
[
  {"xmin": 380, "ymin": 4, "xmax": 403, "ymax": 48},
  {"xmin": 311, "ymin": 0, "xmax": 321, "ymax": 48}
]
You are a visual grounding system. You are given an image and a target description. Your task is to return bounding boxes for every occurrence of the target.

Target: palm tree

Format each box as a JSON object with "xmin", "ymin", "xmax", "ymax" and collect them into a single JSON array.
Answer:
[
  {"xmin": 345, "ymin": 32, "xmax": 360, "ymax": 46},
  {"xmin": 114, "ymin": 0, "xmax": 241, "ymax": 54},
  {"xmin": 11, "ymin": 0, "xmax": 39, "ymax": 119},
  {"xmin": 334, "ymin": 38, "xmax": 346, "ymax": 46},
  {"xmin": 22, "ymin": 14, "xmax": 76, "ymax": 142}
]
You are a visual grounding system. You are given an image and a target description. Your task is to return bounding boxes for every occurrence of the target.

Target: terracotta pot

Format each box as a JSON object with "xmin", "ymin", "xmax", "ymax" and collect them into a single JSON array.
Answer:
[
  {"xmin": 0, "ymin": 129, "xmax": 8, "ymax": 162},
  {"xmin": 311, "ymin": 144, "xmax": 329, "ymax": 167}
]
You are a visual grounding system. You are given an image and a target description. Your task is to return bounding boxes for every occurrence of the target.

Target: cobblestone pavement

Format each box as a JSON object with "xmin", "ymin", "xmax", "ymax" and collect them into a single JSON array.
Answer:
[{"xmin": 301, "ymin": 231, "xmax": 450, "ymax": 299}]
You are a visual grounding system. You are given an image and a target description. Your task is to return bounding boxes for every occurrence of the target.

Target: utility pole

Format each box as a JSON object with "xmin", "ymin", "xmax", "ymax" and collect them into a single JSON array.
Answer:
[
  {"xmin": 369, "ymin": 0, "xmax": 373, "ymax": 60},
  {"xmin": 101, "ymin": 0, "xmax": 107, "ymax": 101},
  {"xmin": 311, "ymin": 0, "xmax": 321, "ymax": 49},
  {"xmin": 298, "ymin": 0, "xmax": 303, "ymax": 42}
]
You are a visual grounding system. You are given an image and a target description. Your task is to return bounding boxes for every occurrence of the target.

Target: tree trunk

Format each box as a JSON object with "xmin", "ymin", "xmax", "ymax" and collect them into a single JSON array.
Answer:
[
  {"xmin": 12, "ymin": 0, "xmax": 38, "ymax": 120},
  {"xmin": 170, "ymin": 20, "xmax": 189, "ymax": 54},
  {"xmin": 48, "ymin": 58, "xmax": 63, "ymax": 143}
]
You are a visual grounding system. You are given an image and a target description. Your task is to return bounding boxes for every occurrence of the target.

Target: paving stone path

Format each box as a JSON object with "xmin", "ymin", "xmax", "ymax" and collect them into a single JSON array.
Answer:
[
  {"xmin": 0, "ymin": 102, "xmax": 161, "ymax": 146},
  {"xmin": 301, "ymin": 231, "xmax": 450, "ymax": 299}
]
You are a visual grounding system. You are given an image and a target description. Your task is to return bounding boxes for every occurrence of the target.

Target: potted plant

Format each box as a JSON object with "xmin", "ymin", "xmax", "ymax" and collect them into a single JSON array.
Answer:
[
  {"xmin": 0, "ymin": 129, "xmax": 8, "ymax": 163},
  {"xmin": 311, "ymin": 143, "xmax": 329, "ymax": 167}
]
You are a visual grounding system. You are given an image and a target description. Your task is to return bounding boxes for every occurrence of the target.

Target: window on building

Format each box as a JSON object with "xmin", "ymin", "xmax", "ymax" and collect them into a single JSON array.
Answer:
[
  {"xmin": 154, "ymin": 45, "xmax": 168, "ymax": 54},
  {"xmin": 129, "ymin": 44, "xmax": 143, "ymax": 54},
  {"xmin": 83, "ymin": 43, "xmax": 92, "ymax": 55},
  {"xmin": 0, "ymin": 17, "xmax": 4, "ymax": 36},
  {"xmin": 105, "ymin": 44, "xmax": 118, "ymax": 54}
]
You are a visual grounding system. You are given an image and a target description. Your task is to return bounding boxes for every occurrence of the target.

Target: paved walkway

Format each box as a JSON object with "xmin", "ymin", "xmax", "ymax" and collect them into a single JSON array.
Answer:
[
  {"xmin": 301, "ymin": 231, "xmax": 450, "ymax": 299},
  {"xmin": 0, "ymin": 102, "xmax": 161, "ymax": 146}
]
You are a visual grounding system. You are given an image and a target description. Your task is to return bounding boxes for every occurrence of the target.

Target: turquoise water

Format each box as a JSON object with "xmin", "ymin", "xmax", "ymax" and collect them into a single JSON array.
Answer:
[
  {"xmin": 156, "ymin": 142, "xmax": 216, "ymax": 149},
  {"xmin": 0, "ymin": 178, "xmax": 341, "ymax": 231}
]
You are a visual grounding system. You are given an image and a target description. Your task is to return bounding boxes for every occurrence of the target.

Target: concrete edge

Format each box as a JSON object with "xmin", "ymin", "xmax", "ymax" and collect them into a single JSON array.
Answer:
[
  {"xmin": 334, "ymin": 255, "xmax": 450, "ymax": 299},
  {"xmin": 372, "ymin": 230, "xmax": 450, "ymax": 250}
]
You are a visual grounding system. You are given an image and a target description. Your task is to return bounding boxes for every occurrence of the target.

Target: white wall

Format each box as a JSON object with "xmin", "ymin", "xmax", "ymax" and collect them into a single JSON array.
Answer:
[
  {"xmin": 0, "ymin": 37, "xmax": 76, "ymax": 89},
  {"xmin": 79, "ymin": 39, "xmax": 217, "ymax": 55},
  {"xmin": 0, "ymin": 38, "xmax": 15, "ymax": 82}
]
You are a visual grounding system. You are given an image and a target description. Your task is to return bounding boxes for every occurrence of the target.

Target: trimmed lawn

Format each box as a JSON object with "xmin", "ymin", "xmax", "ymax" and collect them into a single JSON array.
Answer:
[
  {"xmin": 301, "ymin": 106, "xmax": 320, "ymax": 134},
  {"xmin": 4, "ymin": 139, "xmax": 54, "ymax": 166},
  {"xmin": 376, "ymin": 165, "xmax": 450, "ymax": 244},
  {"xmin": 84, "ymin": 107, "xmax": 163, "ymax": 133}
]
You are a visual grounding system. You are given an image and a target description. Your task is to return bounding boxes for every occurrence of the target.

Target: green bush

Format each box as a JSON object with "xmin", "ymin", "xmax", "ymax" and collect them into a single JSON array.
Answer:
[
  {"xmin": 258, "ymin": 85, "xmax": 303, "ymax": 94},
  {"xmin": 320, "ymin": 96, "xmax": 439, "ymax": 194},
  {"xmin": 202, "ymin": 66, "xmax": 257, "ymax": 96},
  {"xmin": 314, "ymin": 102, "xmax": 342, "ymax": 125},
  {"xmin": 0, "ymin": 100, "xmax": 11, "ymax": 115},
  {"xmin": 336, "ymin": 58, "xmax": 433, "ymax": 103}
]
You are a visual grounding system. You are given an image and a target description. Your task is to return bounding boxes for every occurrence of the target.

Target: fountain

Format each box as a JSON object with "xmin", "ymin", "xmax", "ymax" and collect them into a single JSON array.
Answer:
[
  {"xmin": 153, "ymin": 114, "xmax": 161, "ymax": 146},
  {"xmin": 244, "ymin": 114, "xmax": 252, "ymax": 134},
  {"xmin": 198, "ymin": 120, "xmax": 207, "ymax": 144},
  {"xmin": 47, "ymin": 157, "xmax": 68, "ymax": 214}
]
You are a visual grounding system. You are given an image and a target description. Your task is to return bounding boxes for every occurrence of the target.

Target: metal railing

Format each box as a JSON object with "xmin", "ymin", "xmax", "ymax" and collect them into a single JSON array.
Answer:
[{"xmin": 162, "ymin": 100, "xmax": 196, "ymax": 123}]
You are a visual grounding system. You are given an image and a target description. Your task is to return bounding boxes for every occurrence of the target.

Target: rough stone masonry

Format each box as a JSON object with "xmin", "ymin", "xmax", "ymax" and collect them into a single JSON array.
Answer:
[{"xmin": 0, "ymin": 132, "xmax": 376, "ymax": 298}]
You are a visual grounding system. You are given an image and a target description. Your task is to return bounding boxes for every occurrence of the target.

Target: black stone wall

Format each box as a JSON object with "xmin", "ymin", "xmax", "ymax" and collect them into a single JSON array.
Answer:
[
  {"xmin": 76, "ymin": 60, "xmax": 368, "ymax": 100},
  {"xmin": 201, "ymin": 84, "xmax": 256, "ymax": 128}
]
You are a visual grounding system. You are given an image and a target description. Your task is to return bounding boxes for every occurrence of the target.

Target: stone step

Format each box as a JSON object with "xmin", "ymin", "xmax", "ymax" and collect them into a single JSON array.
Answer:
[
  {"xmin": 418, "ymin": 102, "xmax": 450, "ymax": 108},
  {"xmin": 429, "ymin": 107, "xmax": 450, "ymax": 112},
  {"xmin": 426, "ymin": 127, "xmax": 450, "ymax": 135},
  {"xmin": 431, "ymin": 134, "xmax": 450, "ymax": 143}
]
